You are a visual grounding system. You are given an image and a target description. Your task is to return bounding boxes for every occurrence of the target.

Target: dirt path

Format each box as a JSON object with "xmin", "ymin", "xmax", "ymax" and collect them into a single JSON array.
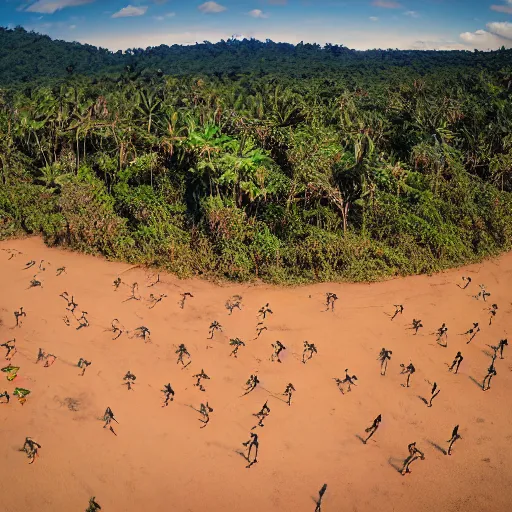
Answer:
[{"xmin": 0, "ymin": 237, "xmax": 511, "ymax": 512}]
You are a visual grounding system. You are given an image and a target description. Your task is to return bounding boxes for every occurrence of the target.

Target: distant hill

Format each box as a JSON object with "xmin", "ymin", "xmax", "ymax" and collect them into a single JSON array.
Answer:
[{"xmin": 1, "ymin": 26, "xmax": 512, "ymax": 86}]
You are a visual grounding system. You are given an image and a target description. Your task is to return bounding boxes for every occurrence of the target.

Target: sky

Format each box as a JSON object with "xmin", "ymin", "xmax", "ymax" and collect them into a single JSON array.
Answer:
[{"xmin": 1, "ymin": 0, "xmax": 512, "ymax": 51}]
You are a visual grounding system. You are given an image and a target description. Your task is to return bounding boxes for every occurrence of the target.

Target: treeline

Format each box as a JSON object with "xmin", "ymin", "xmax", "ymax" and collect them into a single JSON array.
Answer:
[{"xmin": 1, "ymin": 30, "xmax": 512, "ymax": 282}]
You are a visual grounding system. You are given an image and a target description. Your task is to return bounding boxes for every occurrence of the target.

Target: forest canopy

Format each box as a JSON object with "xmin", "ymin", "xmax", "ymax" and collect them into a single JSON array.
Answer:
[{"xmin": 1, "ymin": 27, "xmax": 512, "ymax": 283}]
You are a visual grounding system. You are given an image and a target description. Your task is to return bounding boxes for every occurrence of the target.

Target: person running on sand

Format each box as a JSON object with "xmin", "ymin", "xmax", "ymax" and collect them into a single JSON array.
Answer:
[
  {"xmin": 411, "ymin": 319, "xmax": 423, "ymax": 335},
  {"xmin": 428, "ymin": 382, "xmax": 440, "ymax": 407},
  {"xmin": 179, "ymin": 292, "xmax": 194, "ymax": 309},
  {"xmin": 76, "ymin": 311, "xmax": 89, "ymax": 330},
  {"xmin": 198, "ymin": 402, "xmax": 213, "ymax": 428},
  {"xmin": 315, "ymin": 484, "xmax": 328, "ymax": 512},
  {"xmin": 113, "ymin": 277, "xmax": 121, "ymax": 291},
  {"xmin": 488, "ymin": 304, "xmax": 498, "ymax": 326},
  {"xmin": 363, "ymin": 414, "xmax": 382, "ymax": 444},
  {"xmin": 391, "ymin": 304, "xmax": 404, "ymax": 321},
  {"xmin": 325, "ymin": 293, "xmax": 338, "ymax": 312},
  {"xmin": 193, "ymin": 369, "xmax": 210, "ymax": 392},
  {"xmin": 282, "ymin": 383, "xmax": 295, "ymax": 406},
  {"xmin": 133, "ymin": 325, "xmax": 151, "ymax": 343},
  {"xmin": 23, "ymin": 260, "xmax": 35, "ymax": 270},
  {"xmin": 493, "ymin": 339, "xmax": 508, "ymax": 359},
  {"xmin": 148, "ymin": 293, "xmax": 167, "ymax": 309},
  {"xmin": 102, "ymin": 407, "xmax": 118, "ymax": 434},
  {"xmin": 176, "ymin": 344, "xmax": 191, "ymax": 367},
  {"xmin": 56, "ymin": 266, "xmax": 66, "ymax": 276},
  {"xmin": 258, "ymin": 303, "xmax": 273, "ymax": 320},
  {"xmin": 400, "ymin": 362, "xmax": 416, "ymax": 387},
  {"xmin": 252, "ymin": 401, "xmax": 271, "ymax": 429},
  {"xmin": 123, "ymin": 371, "xmax": 136, "ymax": 390},
  {"xmin": 448, "ymin": 352, "xmax": 463, "ymax": 374},
  {"xmin": 458, "ymin": 276, "xmax": 471, "ymax": 289},
  {"xmin": 482, "ymin": 363, "xmax": 497, "ymax": 391},
  {"xmin": 1, "ymin": 339, "xmax": 16, "ymax": 361},
  {"xmin": 243, "ymin": 374, "xmax": 260, "ymax": 396},
  {"xmin": 110, "ymin": 319, "xmax": 124, "ymax": 340},
  {"xmin": 208, "ymin": 321, "xmax": 222, "ymax": 339},
  {"xmin": 400, "ymin": 442, "xmax": 425, "ymax": 475},
  {"xmin": 229, "ymin": 338, "xmax": 245, "ymax": 358},
  {"xmin": 447, "ymin": 425, "xmax": 461, "ymax": 456},
  {"xmin": 0, "ymin": 390, "xmax": 10, "ymax": 404},
  {"xmin": 242, "ymin": 432, "xmax": 259, "ymax": 468},
  {"xmin": 77, "ymin": 358, "xmax": 91, "ymax": 376},
  {"xmin": 436, "ymin": 323, "xmax": 448, "ymax": 347},
  {"xmin": 378, "ymin": 348, "xmax": 392, "ymax": 376},
  {"xmin": 21, "ymin": 437, "xmax": 41, "ymax": 464},
  {"xmin": 14, "ymin": 307, "xmax": 26, "ymax": 327},
  {"xmin": 271, "ymin": 341, "xmax": 286, "ymax": 363},
  {"xmin": 162, "ymin": 383, "xmax": 175, "ymax": 406},
  {"xmin": 29, "ymin": 275, "xmax": 42, "ymax": 289},
  {"xmin": 302, "ymin": 341, "xmax": 318, "ymax": 364},
  {"xmin": 255, "ymin": 323, "xmax": 268, "ymax": 338},
  {"xmin": 86, "ymin": 497, "xmax": 101, "ymax": 512},
  {"xmin": 225, "ymin": 295, "xmax": 243, "ymax": 315}
]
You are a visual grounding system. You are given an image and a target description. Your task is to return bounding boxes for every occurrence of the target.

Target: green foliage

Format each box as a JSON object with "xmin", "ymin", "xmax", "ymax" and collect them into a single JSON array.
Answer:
[{"xmin": 1, "ymin": 30, "xmax": 512, "ymax": 283}]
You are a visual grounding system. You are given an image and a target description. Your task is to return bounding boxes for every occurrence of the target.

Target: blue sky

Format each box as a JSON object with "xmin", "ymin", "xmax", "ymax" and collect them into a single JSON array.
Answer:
[{"xmin": 1, "ymin": 0, "xmax": 512, "ymax": 51}]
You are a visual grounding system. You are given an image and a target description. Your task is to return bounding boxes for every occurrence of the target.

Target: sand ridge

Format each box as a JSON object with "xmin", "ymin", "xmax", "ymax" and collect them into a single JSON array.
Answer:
[{"xmin": 0, "ymin": 237, "xmax": 511, "ymax": 512}]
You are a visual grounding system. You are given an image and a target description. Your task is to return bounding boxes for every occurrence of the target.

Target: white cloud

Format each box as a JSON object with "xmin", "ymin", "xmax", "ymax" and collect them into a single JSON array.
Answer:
[
  {"xmin": 249, "ymin": 9, "xmax": 268, "ymax": 18},
  {"xmin": 404, "ymin": 10, "xmax": 419, "ymax": 18},
  {"xmin": 112, "ymin": 5, "xmax": 148, "ymax": 18},
  {"xmin": 369, "ymin": 16, "xmax": 378, "ymax": 21},
  {"xmin": 491, "ymin": 1, "xmax": 512, "ymax": 14},
  {"xmin": 198, "ymin": 2, "xmax": 226, "ymax": 14},
  {"xmin": 459, "ymin": 21, "xmax": 512, "ymax": 50},
  {"xmin": 372, "ymin": 0, "xmax": 401, "ymax": 8},
  {"xmin": 25, "ymin": 0, "xmax": 94, "ymax": 14},
  {"xmin": 69, "ymin": 24, "xmax": 76, "ymax": 29},
  {"xmin": 154, "ymin": 11, "xmax": 175, "ymax": 20}
]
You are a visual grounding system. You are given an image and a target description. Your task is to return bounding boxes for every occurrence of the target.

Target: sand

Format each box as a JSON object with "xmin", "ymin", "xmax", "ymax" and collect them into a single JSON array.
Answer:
[{"xmin": 0, "ymin": 237, "xmax": 511, "ymax": 512}]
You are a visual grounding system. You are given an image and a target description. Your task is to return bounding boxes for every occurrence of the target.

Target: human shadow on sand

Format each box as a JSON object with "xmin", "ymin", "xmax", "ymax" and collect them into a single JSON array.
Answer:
[
  {"xmin": 417, "ymin": 395, "xmax": 428, "ymax": 405},
  {"xmin": 388, "ymin": 457, "xmax": 403, "ymax": 474},
  {"xmin": 468, "ymin": 376, "xmax": 484, "ymax": 389},
  {"xmin": 427, "ymin": 440, "xmax": 447, "ymax": 455}
]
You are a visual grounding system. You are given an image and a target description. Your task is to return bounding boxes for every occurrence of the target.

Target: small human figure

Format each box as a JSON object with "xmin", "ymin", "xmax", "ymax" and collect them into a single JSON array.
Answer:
[
  {"xmin": 56, "ymin": 266, "xmax": 66, "ymax": 276},
  {"xmin": 242, "ymin": 432, "xmax": 259, "ymax": 468},
  {"xmin": 38, "ymin": 260, "xmax": 46, "ymax": 271},
  {"xmin": 229, "ymin": 338, "xmax": 245, "ymax": 358},
  {"xmin": 1, "ymin": 365, "xmax": 20, "ymax": 381},
  {"xmin": 148, "ymin": 293, "xmax": 167, "ymax": 309},
  {"xmin": 447, "ymin": 425, "xmax": 461, "ymax": 456},
  {"xmin": 411, "ymin": 319, "xmax": 423, "ymax": 334},
  {"xmin": 77, "ymin": 358, "xmax": 91, "ymax": 376},
  {"xmin": 448, "ymin": 351, "xmax": 463, "ymax": 374},
  {"xmin": 1, "ymin": 339, "xmax": 16, "ymax": 360},
  {"xmin": 21, "ymin": 437, "xmax": 41, "ymax": 464},
  {"xmin": 283, "ymin": 383, "xmax": 295, "ymax": 406},
  {"xmin": 400, "ymin": 362, "xmax": 416, "ymax": 387},
  {"xmin": 363, "ymin": 414, "xmax": 382, "ymax": 444},
  {"xmin": 14, "ymin": 307, "xmax": 26, "ymax": 327},
  {"xmin": 315, "ymin": 484, "xmax": 328, "ymax": 512},
  {"xmin": 492, "ymin": 339, "xmax": 508, "ymax": 359},
  {"xmin": 36, "ymin": 348, "xmax": 47, "ymax": 364},
  {"xmin": 378, "ymin": 348, "xmax": 392, "ymax": 376},
  {"xmin": 63, "ymin": 316, "xmax": 71, "ymax": 327},
  {"xmin": 225, "ymin": 295, "xmax": 243, "ymax": 315},
  {"xmin": 436, "ymin": 323, "xmax": 448, "ymax": 347},
  {"xmin": 325, "ymin": 292, "xmax": 338, "ymax": 312},
  {"xmin": 0, "ymin": 390, "xmax": 10, "ymax": 404},
  {"xmin": 302, "ymin": 341, "xmax": 318, "ymax": 364},
  {"xmin": 60, "ymin": 292, "xmax": 78, "ymax": 313},
  {"xmin": 176, "ymin": 343, "xmax": 191, "ymax": 367},
  {"xmin": 428, "ymin": 382, "xmax": 440, "ymax": 407},
  {"xmin": 473, "ymin": 284, "xmax": 491, "ymax": 301},
  {"xmin": 44, "ymin": 353, "xmax": 57, "ymax": 367},
  {"xmin": 243, "ymin": 374, "xmax": 260, "ymax": 396},
  {"xmin": 113, "ymin": 277, "xmax": 121, "ymax": 291},
  {"xmin": 341, "ymin": 369, "xmax": 358, "ymax": 392},
  {"xmin": 23, "ymin": 260, "xmax": 36, "ymax": 270},
  {"xmin": 76, "ymin": 311, "xmax": 89, "ymax": 330},
  {"xmin": 162, "ymin": 383, "xmax": 175, "ymax": 406},
  {"xmin": 198, "ymin": 402, "xmax": 213, "ymax": 428},
  {"xmin": 133, "ymin": 325, "xmax": 151, "ymax": 343},
  {"xmin": 258, "ymin": 303, "xmax": 273, "ymax": 319},
  {"xmin": 179, "ymin": 292, "xmax": 194, "ymax": 309},
  {"xmin": 29, "ymin": 275, "xmax": 42, "ymax": 288},
  {"xmin": 86, "ymin": 496, "xmax": 102, "ymax": 512},
  {"xmin": 13, "ymin": 387, "xmax": 30, "ymax": 405},
  {"xmin": 482, "ymin": 363, "xmax": 497, "ymax": 391},
  {"xmin": 123, "ymin": 371, "xmax": 136, "ymax": 390},
  {"xmin": 252, "ymin": 400, "xmax": 271, "ymax": 428},
  {"xmin": 110, "ymin": 318, "xmax": 123, "ymax": 340},
  {"xmin": 462, "ymin": 322, "xmax": 480, "ymax": 344},
  {"xmin": 208, "ymin": 321, "xmax": 223, "ymax": 339},
  {"xmin": 488, "ymin": 304, "xmax": 498, "ymax": 325},
  {"xmin": 400, "ymin": 442, "xmax": 425, "ymax": 475},
  {"xmin": 193, "ymin": 369, "xmax": 210, "ymax": 392},
  {"xmin": 123, "ymin": 282, "xmax": 140, "ymax": 302},
  {"xmin": 391, "ymin": 304, "xmax": 404, "ymax": 321},
  {"xmin": 255, "ymin": 322, "xmax": 267, "ymax": 338},
  {"xmin": 102, "ymin": 407, "xmax": 118, "ymax": 434},
  {"xmin": 458, "ymin": 276, "xmax": 471, "ymax": 289},
  {"xmin": 271, "ymin": 340, "xmax": 286, "ymax": 363}
]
